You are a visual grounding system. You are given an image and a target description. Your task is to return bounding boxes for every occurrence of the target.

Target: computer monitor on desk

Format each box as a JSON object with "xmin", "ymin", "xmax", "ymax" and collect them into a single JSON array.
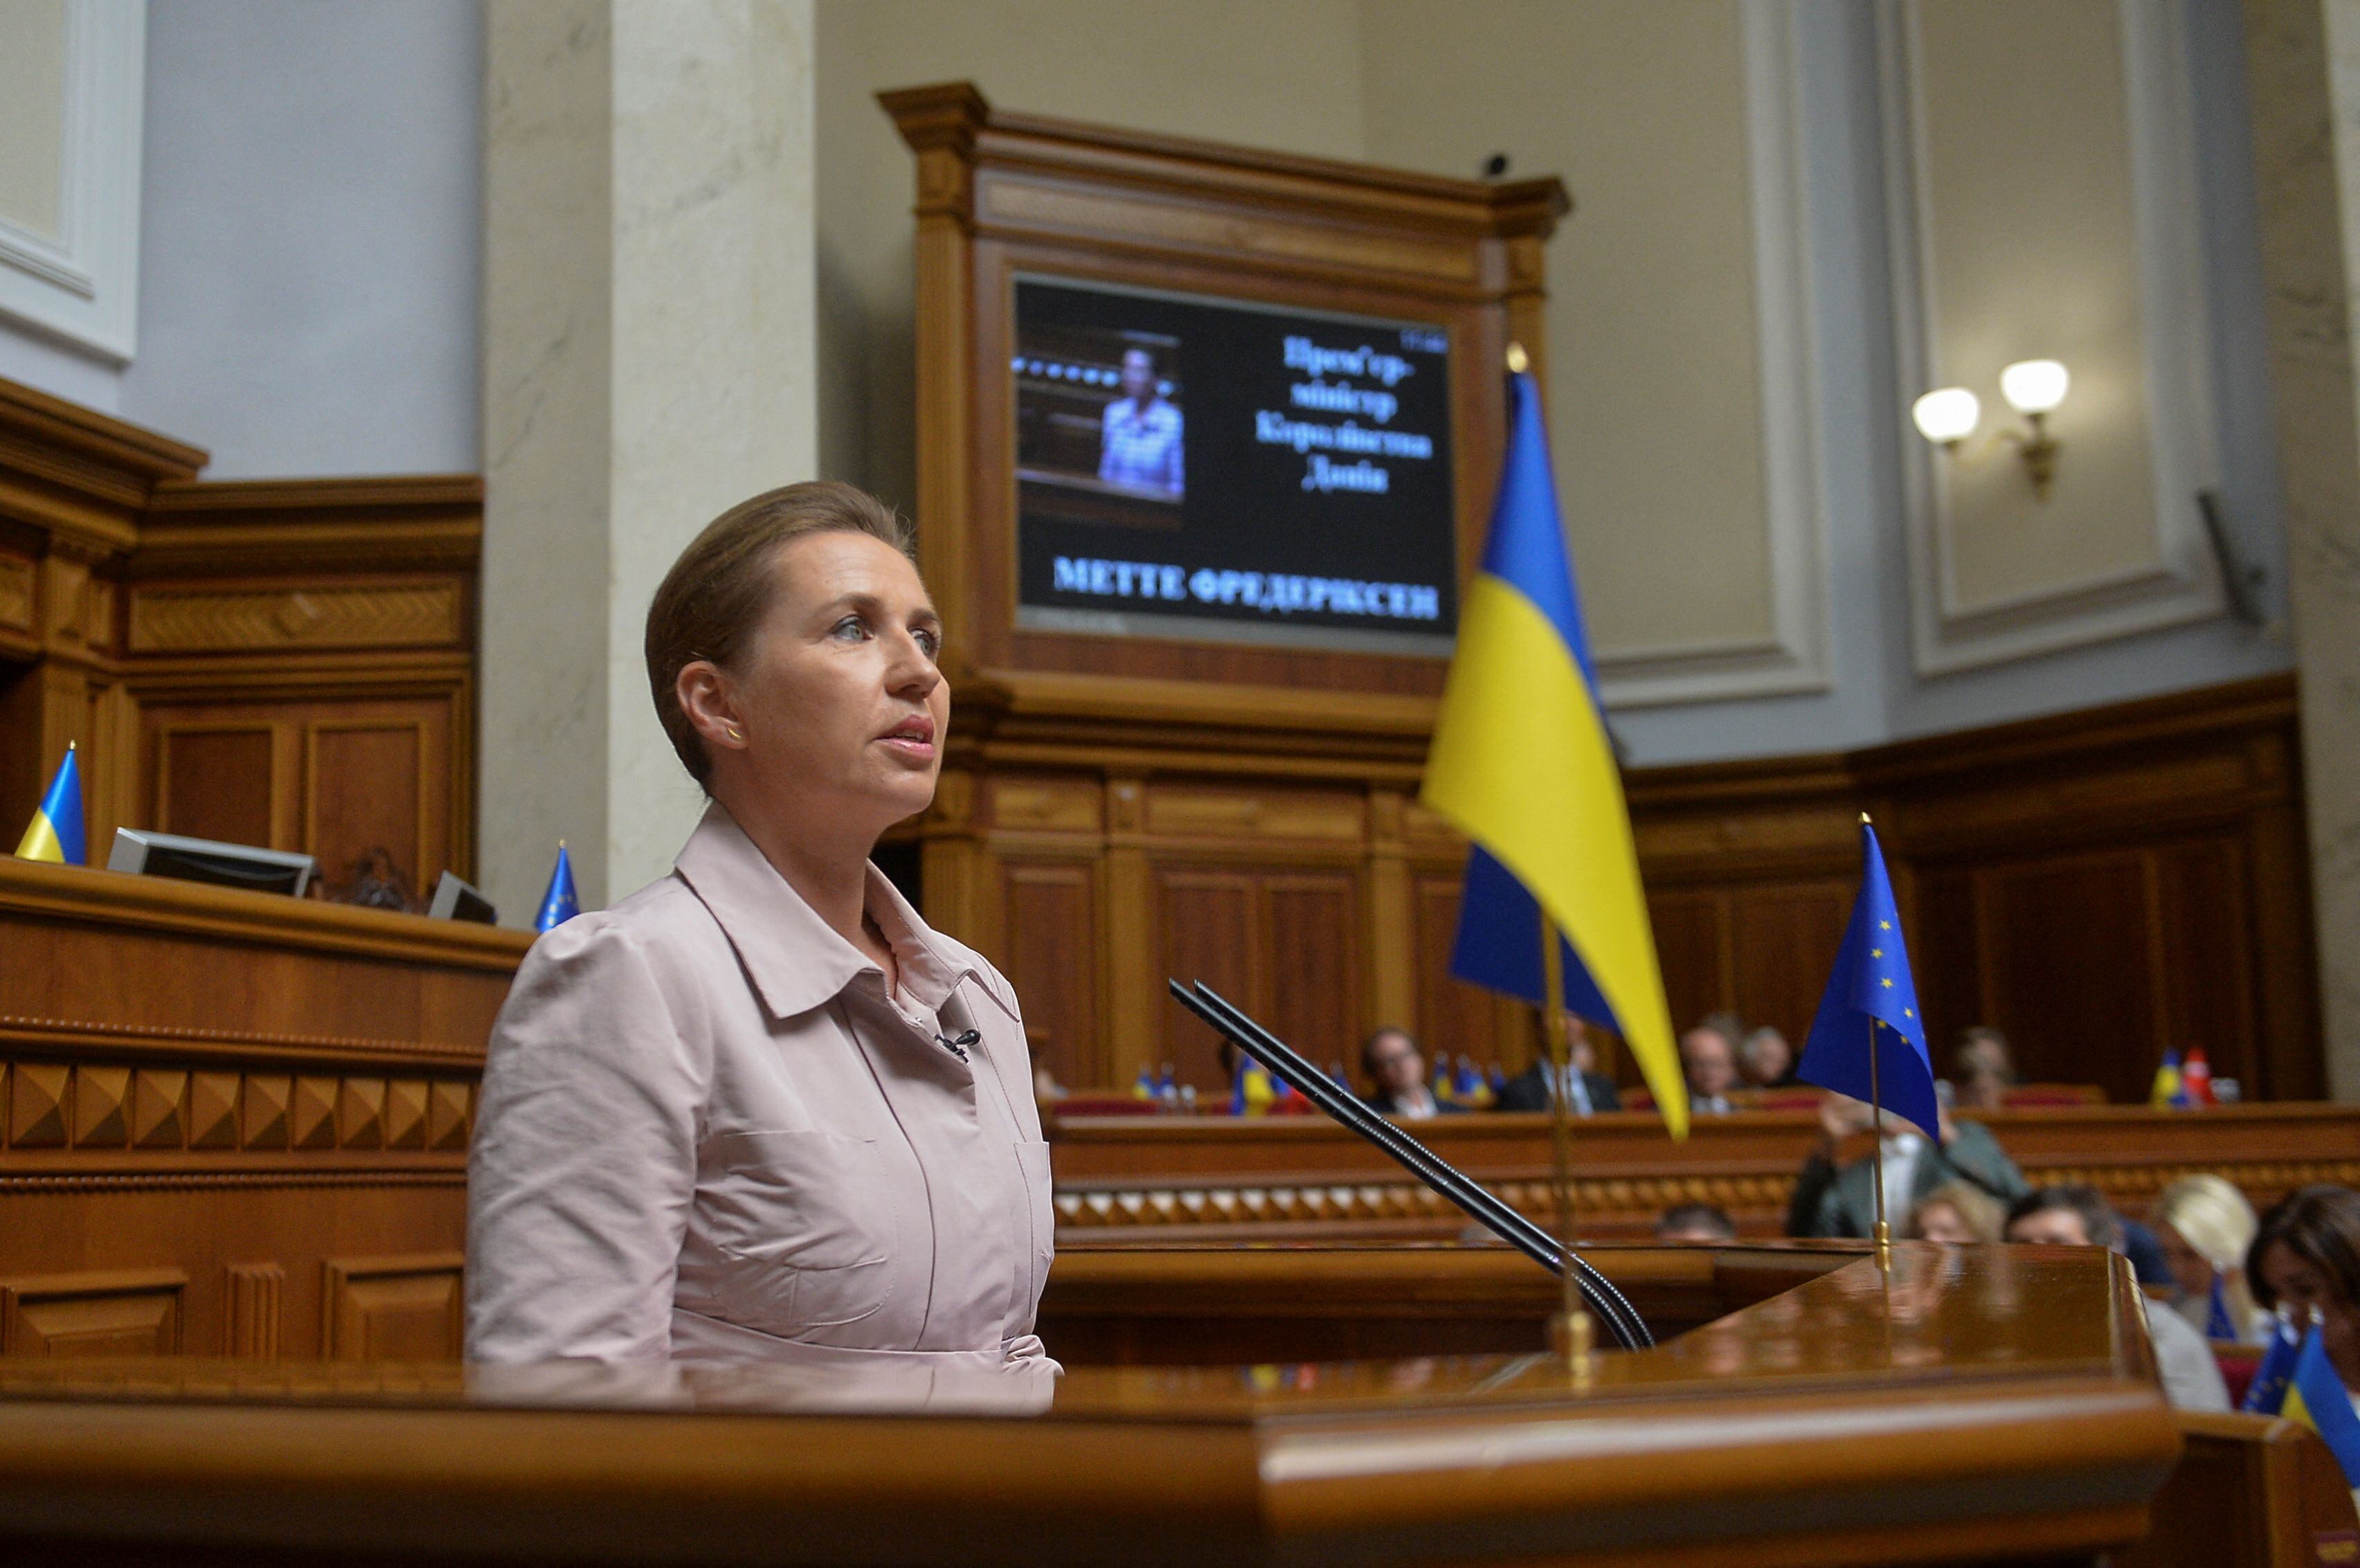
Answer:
[{"xmin": 106, "ymin": 827, "xmax": 318, "ymax": 899}]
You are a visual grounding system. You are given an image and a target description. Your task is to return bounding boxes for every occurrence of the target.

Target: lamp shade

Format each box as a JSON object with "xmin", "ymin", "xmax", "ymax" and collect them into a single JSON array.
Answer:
[
  {"xmin": 1999, "ymin": 359, "xmax": 2069, "ymax": 415},
  {"xmin": 1911, "ymin": 387, "xmax": 1981, "ymax": 444}
]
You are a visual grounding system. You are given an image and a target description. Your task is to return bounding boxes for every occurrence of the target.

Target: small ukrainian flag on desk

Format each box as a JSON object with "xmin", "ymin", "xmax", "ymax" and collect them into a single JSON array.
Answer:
[
  {"xmin": 13, "ymin": 744, "xmax": 84, "ymax": 865},
  {"xmin": 2280, "ymin": 1323, "xmax": 2360, "ymax": 1488}
]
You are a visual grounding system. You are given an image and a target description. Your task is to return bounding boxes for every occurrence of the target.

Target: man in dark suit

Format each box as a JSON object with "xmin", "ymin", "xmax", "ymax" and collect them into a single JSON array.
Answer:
[
  {"xmin": 1785, "ymin": 1091, "xmax": 2026, "ymax": 1238},
  {"xmin": 1495, "ymin": 1013, "xmax": 1622, "ymax": 1114}
]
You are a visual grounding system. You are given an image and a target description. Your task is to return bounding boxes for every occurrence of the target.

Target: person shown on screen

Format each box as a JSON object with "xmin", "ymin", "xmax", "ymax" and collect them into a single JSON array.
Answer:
[{"xmin": 1098, "ymin": 347, "xmax": 1183, "ymax": 495}]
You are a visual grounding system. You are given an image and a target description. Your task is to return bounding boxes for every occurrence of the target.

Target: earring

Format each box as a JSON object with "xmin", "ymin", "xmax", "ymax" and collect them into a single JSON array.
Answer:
[{"xmin": 725, "ymin": 725, "xmax": 744, "ymax": 742}]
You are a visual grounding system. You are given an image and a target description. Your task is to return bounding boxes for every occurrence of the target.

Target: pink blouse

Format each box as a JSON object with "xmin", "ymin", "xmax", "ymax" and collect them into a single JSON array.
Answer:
[{"xmin": 467, "ymin": 804, "xmax": 1054, "ymax": 1370}]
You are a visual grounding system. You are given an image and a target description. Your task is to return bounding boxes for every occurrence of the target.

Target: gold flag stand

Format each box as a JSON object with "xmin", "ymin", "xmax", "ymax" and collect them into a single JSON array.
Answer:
[{"xmin": 1541, "ymin": 916, "xmax": 1597, "ymax": 1376}]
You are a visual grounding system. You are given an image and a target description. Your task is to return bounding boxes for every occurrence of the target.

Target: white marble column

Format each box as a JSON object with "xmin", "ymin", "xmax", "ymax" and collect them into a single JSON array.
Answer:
[
  {"xmin": 2245, "ymin": 0, "xmax": 2360, "ymax": 1095},
  {"xmin": 480, "ymin": 0, "xmax": 818, "ymax": 919}
]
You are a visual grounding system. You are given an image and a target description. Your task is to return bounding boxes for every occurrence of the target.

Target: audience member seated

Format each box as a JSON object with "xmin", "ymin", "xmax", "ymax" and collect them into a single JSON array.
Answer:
[
  {"xmin": 2152, "ymin": 1174, "xmax": 2270, "ymax": 1344},
  {"xmin": 2250, "ymin": 1184, "xmax": 2360, "ymax": 1398},
  {"xmin": 1657, "ymin": 1202, "xmax": 1738, "ymax": 1243},
  {"xmin": 1361, "ymin": 1027, "xmax": 1453, "ymax": 1119},
  {"xmin": 1680, "ymin": 1020, "xmax": 1742, "ymax": 1117},
  {"xmin": 1907, "ymin": 1180, "xmax": 2005, "ymax": 1245},
  {"xmin": 1787, "ymin": 1092, "xmax": 2027, "ymax": 1240},
  {"xmin": 1950, "ymin": 1026, "xmax": 2018, "ymax": 1110},
  {"xmin": 1738, "ymin": 1026, "xmax": 1795, "ymax": 1089},
  {"xmin": 1495, "ymin": 1015, "xmax": 1621, "ymax": 1114},
  {"xmin": 2007, "ymin": 1185, "xmax": 2230, "ymax": 1411}
]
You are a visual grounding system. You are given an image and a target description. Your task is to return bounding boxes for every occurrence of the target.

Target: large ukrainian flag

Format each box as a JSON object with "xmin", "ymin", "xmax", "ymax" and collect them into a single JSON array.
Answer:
[
  {"xmin": 14, "ymin": 743, "xmax": 84, "ymax": 865},
  {"xmin": 1421, "ymin": 361, "xmax": 1685, "ymax": 1136}
]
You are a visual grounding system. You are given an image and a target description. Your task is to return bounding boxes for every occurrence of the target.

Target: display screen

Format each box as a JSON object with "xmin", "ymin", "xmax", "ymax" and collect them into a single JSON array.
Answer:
[{"xmin": 1012, "ymin": 276, "xmax": 1457, "ymax": 656}]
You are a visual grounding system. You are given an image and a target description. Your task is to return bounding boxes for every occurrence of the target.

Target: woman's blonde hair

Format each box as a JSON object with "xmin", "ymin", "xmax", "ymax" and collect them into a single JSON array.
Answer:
[
  {"xmin": 2154, "ymin": 1173, "xmax": 2261, "ymax": 1333},
  {"xmin": 1908, "ymin": 1180, "xmax": 2006, "ymax": 1244},
  {"xmin": 643, "ymin": 481, "xmax": 915, "ymax": 788},
  {"xmin": 2154, "ymin": 1174, "xmax": 2258, "ymax": 1270}
]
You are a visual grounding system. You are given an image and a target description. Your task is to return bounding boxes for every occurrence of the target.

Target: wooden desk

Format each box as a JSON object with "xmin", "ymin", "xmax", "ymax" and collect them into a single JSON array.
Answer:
[
  {"xmin": 1047, "ymin": 1105, "xmax": 2360, "ymax": 1243},
  {"xmin": 1039, "ymin": 1239, "xmax": 1855, "ymax": 1365},
  {"xmin": 0, "ymin": 857, "xmax": 529, "ymax": 1358},
  {"xmin": 0, "ymin": 1244, "xmax": 2178, "ymax": 1567}
]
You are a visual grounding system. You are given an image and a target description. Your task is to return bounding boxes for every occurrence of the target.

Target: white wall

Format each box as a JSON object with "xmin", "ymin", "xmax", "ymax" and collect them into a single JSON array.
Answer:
[
  {"xmin": 1613, "ymin": 0, "xmax": 2291, "ymax": 766},
  {"xmin": 0, "ymin": 0, "xmax": 482, "ymax": 478}
]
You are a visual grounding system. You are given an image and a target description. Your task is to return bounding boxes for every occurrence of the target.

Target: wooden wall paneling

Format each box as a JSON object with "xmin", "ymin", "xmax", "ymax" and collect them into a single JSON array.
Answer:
[
  {"xmin": 152, "ymin": 720, "xmax": 280, "ymax": 849},
  {"xmin": 1000, "ymin": 857, "xmax": 1102, "ymax": 1092},
  {"xmin": 1098, "ymin": 776, "xmax": 1157, "ymax": 1092},
  {"xmin": 2247, "ymin": 730, "xmax": 2323, "ymax": 1101},
  {"xmin": 0, "ymin": 1267, "xmax": 186, "ymax": 1356},
  {"xmin": 307, "ymin": 721, "xmax": 429, "ymax": 894},
  {"xmin": 1263, "ymin": 872, "xmax": 1364, "ymax": 1079},
  {"xmin": 1646, "ymin": 890, "xmax": 1733, "ymax": 1045},
  {"xmin": 1155, "ymin": 867, "xmax": 1260, "ymax": 1093},
  {"xmin": 1362, "ymin": 789, "xmax": 1417, "ymax": 1043},
  {"xmin": 320, "ymin": 1252, "xmax": 465, "ymax": 1362},
  {"xmin": 1969, "ymin": 850, "xmax": 2161, "ymax": 1103},
  {"xmin": 2154, "ymin": 835, "xmax": 2262, "ymax": 1094},
  {"xmin": 1728, "ymin": 881, "xmax": 1852, "ymax": 1043}
]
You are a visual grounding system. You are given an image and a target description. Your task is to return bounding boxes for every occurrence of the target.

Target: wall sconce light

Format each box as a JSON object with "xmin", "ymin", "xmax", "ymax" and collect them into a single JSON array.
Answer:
[{"xmin": 1910, "ymin": 359, "xmax": 2069, "ymax": 499}]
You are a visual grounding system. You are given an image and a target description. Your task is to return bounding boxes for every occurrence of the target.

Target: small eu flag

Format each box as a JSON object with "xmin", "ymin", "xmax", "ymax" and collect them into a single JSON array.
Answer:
[
  {"xmin": 2281, "ymin": 1322, "xmax": 2360, "ymax": 1485},
  {"xmin": 2244, "ymin": 1313, "xmax": 2302, "ymax": 1413},
  {"xmin": 2204, "ymin": 1275, "xmax": 2239, "ymax": 1342},
  {"xmin": 534, "ymin": 842, "xmax": 579, "ymax": 932},
  {"xmin": 1796, "ymin": 818, "xmax": 1939, "ymax": 1138},
  {"xmin": 14, "ymin": 744, "xmax": 84, "ymax": 866}
]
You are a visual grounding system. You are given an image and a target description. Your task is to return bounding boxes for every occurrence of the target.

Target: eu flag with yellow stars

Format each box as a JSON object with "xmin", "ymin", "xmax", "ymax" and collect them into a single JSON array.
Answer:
[{"xmin": 1796, "ymin": 818, "xmax": 1938, "ymax": 1137}]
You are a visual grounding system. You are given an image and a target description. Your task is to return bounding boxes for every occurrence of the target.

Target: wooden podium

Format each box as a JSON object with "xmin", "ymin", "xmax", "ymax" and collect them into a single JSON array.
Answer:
[{"xmin": 0, "ymin": 1245, "xmax": 2192, "ymax": 1567}]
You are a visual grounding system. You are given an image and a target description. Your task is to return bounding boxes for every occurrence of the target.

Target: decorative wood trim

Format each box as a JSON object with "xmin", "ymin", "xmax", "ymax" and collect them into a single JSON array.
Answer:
[
  {"xmin": 1053, "ymin": 1156, "xmax": 2360, "ymax": 1241},
  {"xmin": 0, "ymin": 1056, "xmax": 473, "ymax": 1155},
  {"xmin": 0, "ymin": 1266, "xmax": 186, "ymax": 1357},
  {"xmin": 223, "ymin": 1262, "xmax": 284, "ymax": 1358},
  {"xmin": 0, "ymin": 857, "xmax": 532, "ymax": 973},
  {"xmin": 320, "ymin": 1250, "xmax": 465, "ymax": 1362},
  {"xmin": 127, "ymin": 584, "xmax": 464, "ymax": 653},
  {"xmin": 0, "ymin": 1165, "xmax": 465, "ymax": 1193}
]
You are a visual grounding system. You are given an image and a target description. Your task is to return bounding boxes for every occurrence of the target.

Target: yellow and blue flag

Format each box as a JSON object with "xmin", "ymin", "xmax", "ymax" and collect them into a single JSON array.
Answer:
[
  {"xmin": 534, "ymin": 842, "xmax": 579, "ymax": 932},
  {"xmin": 1421, "ymin": 362, "xmax": 1686, "ymax": 1135},
  {"xmin": 2281, "ymin": 1322, "xmax": 2360, "ymax": 1485},
  {"xmin": 1796, "ymin": 820, "xmax": 1939, "ymax": 1137},
  {"xmin": 14, "ymin": 744, "xmax": 84, "ymax": 865}
]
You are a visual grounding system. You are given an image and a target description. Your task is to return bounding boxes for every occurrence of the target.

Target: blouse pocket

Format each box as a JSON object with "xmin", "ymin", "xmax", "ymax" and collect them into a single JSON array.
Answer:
[
  {"xmin": 706, "ymin": 1130, "xmax": 897, "ymax": 1332},
  {"xmin": 1014, "ymin": 1138, "xmax": 1055, "ymax": 1311}
]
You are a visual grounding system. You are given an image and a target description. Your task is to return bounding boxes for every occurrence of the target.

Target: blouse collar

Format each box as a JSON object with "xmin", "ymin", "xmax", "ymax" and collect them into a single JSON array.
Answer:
[{"xmin": 673, "ymin": 801, "xmax": 973, "ymax": 1021}]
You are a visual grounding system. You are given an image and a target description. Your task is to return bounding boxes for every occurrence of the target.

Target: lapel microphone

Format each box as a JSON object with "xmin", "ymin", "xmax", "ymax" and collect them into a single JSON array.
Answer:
[{"xmin": 936, "ymin": 1028, "xmax": 978, "ymax": 1063}]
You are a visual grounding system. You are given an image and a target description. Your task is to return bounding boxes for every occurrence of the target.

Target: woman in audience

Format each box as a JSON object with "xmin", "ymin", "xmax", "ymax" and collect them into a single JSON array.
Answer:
[
  {"xmin": 2007, "ymin": 1185, "xmax": 2231, "ymax": 1410},
  {"xmin": 2250, "ymin": 1184, "xmax": 2360, "ymax": 1391},
  {"xmin": 469, "ymin": 483, "xmax": 1054, "ymax": 1370},
  {"xmin": 1907, "ymin": 1180, "xmax": 2005, "ymax": 1245},
  {"xmin": 2152, "ymin": 1174, "xmax": 2268, "ymax": 1343}
]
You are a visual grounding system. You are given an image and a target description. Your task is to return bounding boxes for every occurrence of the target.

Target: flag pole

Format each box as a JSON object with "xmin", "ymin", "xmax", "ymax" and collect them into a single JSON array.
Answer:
[
  {"xmin": 1862, "ymin": 812, "xmax": 1891, "ymax": 1266},
  {"xmin": 1540, "ymin": 913, "xmax": 1596, "ymax": 1375}
]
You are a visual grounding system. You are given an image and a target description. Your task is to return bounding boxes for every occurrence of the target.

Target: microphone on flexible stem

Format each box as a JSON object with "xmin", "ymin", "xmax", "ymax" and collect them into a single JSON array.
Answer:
[{"xmin": 1169, "ymin": 980, "xmax": 1652, "ymax": 1350}]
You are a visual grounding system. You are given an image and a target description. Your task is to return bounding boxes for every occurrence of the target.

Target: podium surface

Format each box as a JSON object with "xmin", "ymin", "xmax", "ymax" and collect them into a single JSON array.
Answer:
[{"xmin": 0, "ymin": 1244, "xmax": 2179, "ymax": 1567}]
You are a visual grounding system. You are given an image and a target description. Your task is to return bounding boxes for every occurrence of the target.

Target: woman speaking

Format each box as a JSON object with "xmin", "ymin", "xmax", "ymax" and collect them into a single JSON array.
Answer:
[{"xmin": 467, "ymin": 483, "xmax": 1053, "ymax": 1369}]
